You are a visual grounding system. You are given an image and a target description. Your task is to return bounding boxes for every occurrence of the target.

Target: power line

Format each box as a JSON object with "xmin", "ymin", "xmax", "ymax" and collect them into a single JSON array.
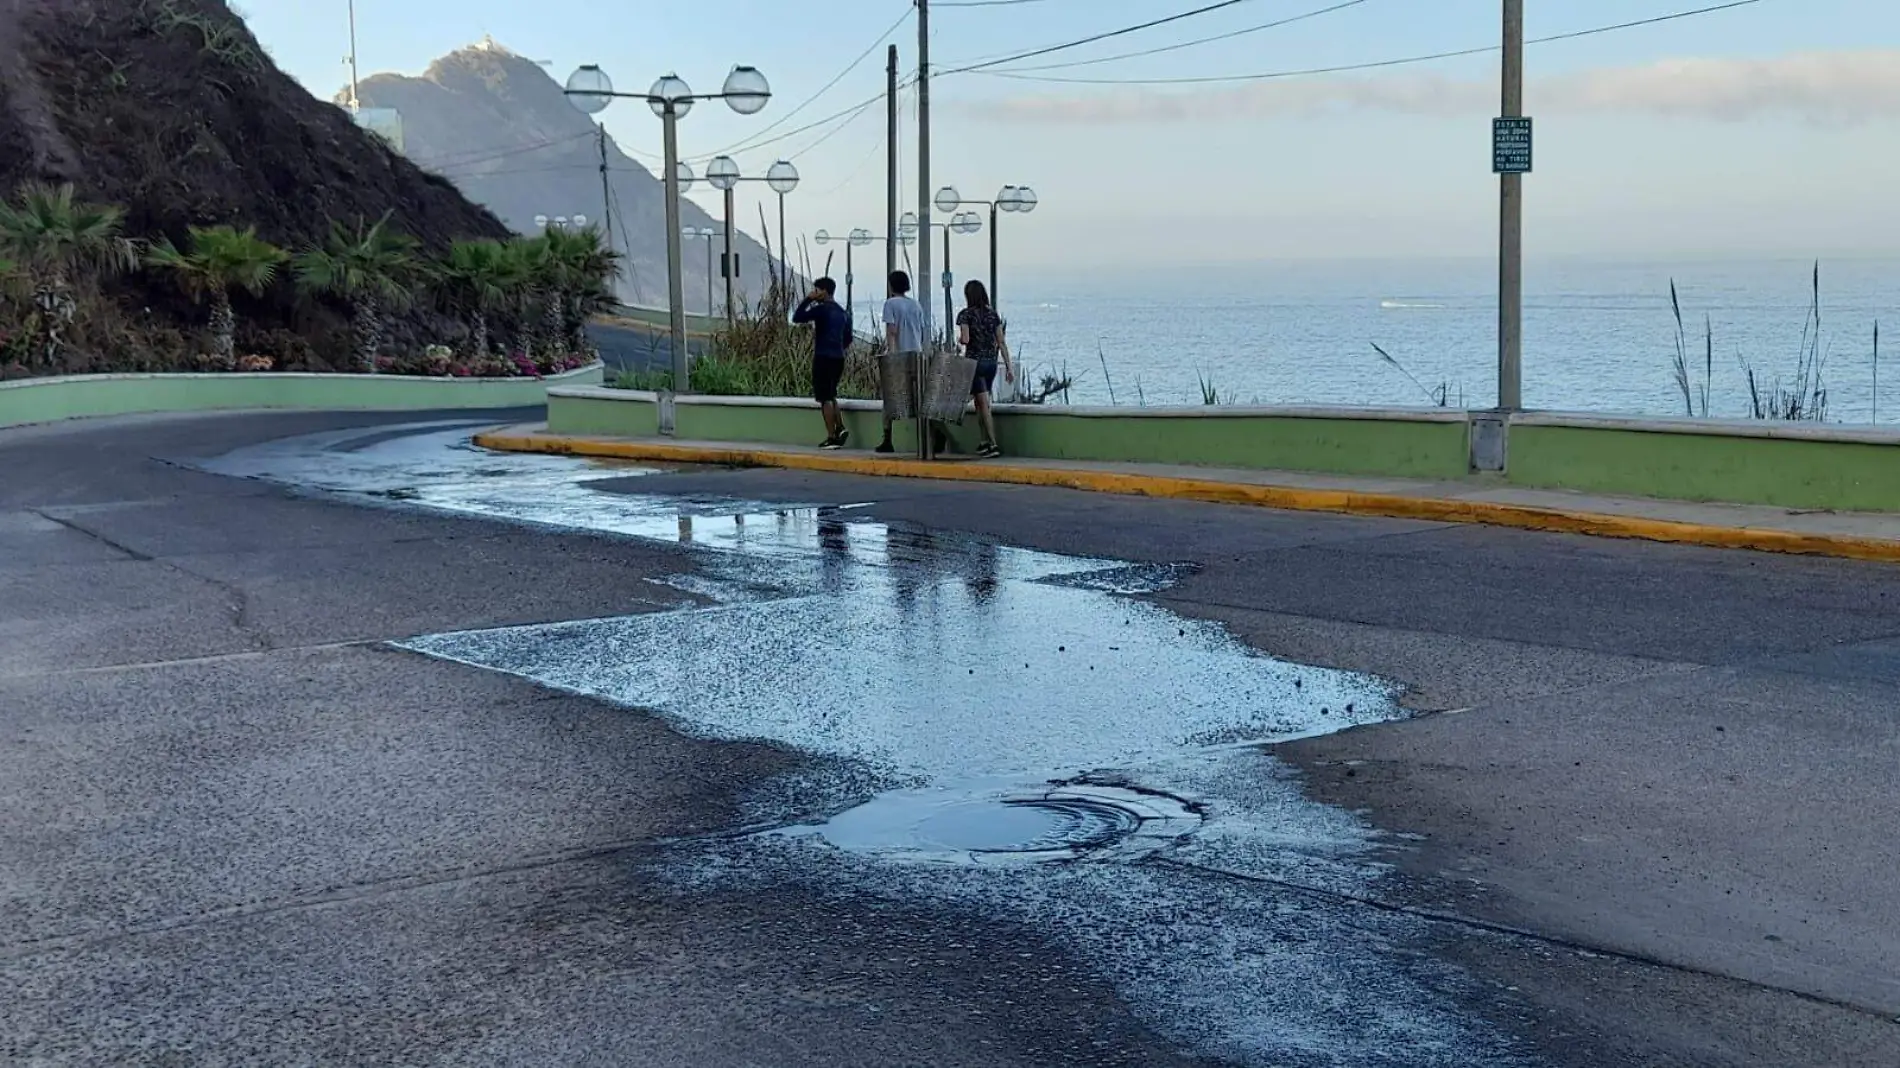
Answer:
[
  {"xmin": 417, "ymin": 129, "xmax": 597, "ymax": 172},
  {"xmin": 939, "ymin": 0, "xmax": 1264, "ymax": 77},
  {"xmin": 974, "ymin": 0, "xmax": 1768, "ymax": 85},
  {"xmin": 695, "ymin": 5, "xmax": 913, "ymax": 161},
  {"xmin": 936, "ymin": 0, "xmax": 1068, "ymax": 6},
  {"xmin": 993, "ymin": 0, "xmax": 1370, "ymax": 73}
]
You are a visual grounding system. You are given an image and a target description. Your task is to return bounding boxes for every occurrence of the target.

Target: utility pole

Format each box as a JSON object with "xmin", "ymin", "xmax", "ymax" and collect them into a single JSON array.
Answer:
[
  {"xmin": 886, "ymin": 45, "xmax": 899, "ymax": 285},
  {"xmin": 722, "ymin": 186, "xmax": 737, "ymax": 326},
  {"xmin": 1498, "ymin": 0, "xmax": 1524, "ymax": 411},
  {"xmin": 345, "ymin": 0, "xmax": 361, "ymax": 112},
  {"xmin": 916, "ymin": 0, "xmax": 933, "ymax": 460},
  {"xmin": 597, "ymin": 125, "xmax": 615, "ymax": 300}
]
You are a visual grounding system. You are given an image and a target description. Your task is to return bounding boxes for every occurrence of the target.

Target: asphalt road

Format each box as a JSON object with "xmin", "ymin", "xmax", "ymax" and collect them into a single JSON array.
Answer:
[
  {"xmin": 3, "ymin": 412, "xmax": 1899, "ymax": 1067},
  {"xmin": 587, "ymin": 320, "xmax": 708, "ymax": 378}
]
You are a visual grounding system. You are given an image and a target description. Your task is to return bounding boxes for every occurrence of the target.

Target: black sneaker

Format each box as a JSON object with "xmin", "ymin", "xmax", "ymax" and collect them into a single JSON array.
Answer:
[
  {"xmin": 978, "ymin": 443, "xmax": 1002, "ymax": 459},
  {"xmin": 874, "ymin": 440, "xmax": 894, "ymax": 454},
  {"xmin": 835, "ymin": 428, "xmax": 851, "ymax": 448},
  {"xmin": 819, "ymin": 435, "xmax": 843, "ymax": 450}
]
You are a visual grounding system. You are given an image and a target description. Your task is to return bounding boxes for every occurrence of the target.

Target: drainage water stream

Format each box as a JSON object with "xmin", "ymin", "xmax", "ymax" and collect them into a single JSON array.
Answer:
[{"xmin": 205, "ymin": 423, "xmax": 1538, "ymax": 1067}]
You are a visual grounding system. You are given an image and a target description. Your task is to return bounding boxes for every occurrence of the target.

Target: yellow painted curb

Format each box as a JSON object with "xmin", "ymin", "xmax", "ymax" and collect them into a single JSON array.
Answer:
[{"xmin": 472, "ymin": 430, "xmax": 1900, "ymax": 565}]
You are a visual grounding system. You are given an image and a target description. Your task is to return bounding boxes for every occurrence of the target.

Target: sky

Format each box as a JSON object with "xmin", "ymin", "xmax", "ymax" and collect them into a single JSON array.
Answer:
[{"xmin": 237, "ymin": 0, "xmax": 1900, "ymax": 270}]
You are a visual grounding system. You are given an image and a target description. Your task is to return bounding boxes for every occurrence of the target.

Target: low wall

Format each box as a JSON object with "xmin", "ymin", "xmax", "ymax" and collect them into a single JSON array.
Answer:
[
  {"xmin": 1508, "ymin": 413, "xmax": 1900, "ymax": 512},
  {"xmin": 0, "ymin": 364, "xmax": 604, "ymax": 430},
  {"xmin": 546, "ymin": 387, "xmax": 1473, "ymax": 479}
]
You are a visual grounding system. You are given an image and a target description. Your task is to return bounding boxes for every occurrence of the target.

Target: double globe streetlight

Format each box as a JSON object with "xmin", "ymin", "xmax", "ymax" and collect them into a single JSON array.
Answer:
[
  {"xmin": 900, "ymin": 209, "xmax": 983, "ymax": 340},
  {"xmin": 811, "ymin": 227, "xmax": 881, "ymax": 324},
  {"xmin": 565, "ymin": 63, "xmax": 771, "ymax": 391},
  {"xmin": 933, "ymin": 184, "xmax": 1038, "ymax": 313},
  {"xmin": 532, "ymin": 214, "xmax": 589, "ymax": 230},
  {"xmin": 704, "ymin": 155, "xmax": 800, "ymax": 322}
]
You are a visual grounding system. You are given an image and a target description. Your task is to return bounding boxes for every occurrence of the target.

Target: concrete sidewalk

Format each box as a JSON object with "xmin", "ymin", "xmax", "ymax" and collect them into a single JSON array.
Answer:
[{"xmin": 475, "ymin": 423, "xmax": 1900, "ymax": 563}]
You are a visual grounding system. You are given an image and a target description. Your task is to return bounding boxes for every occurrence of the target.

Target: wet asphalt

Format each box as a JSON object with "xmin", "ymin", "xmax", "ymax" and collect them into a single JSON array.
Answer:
[{"xmin": 3, "ymin": 411, "xmax": 1899, "ymax": 1067}]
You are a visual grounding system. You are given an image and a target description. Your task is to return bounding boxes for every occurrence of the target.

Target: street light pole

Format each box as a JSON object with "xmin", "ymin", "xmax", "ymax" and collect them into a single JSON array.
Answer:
[
  {"xmin": 886, "ymin": 45, "xmax": 899, "ymax": 285},
  {"xmin": 722, "ymin": 186, "xmax": 736, "ymax": 325},
  {"xmin": 565, "ymin": 63, "xmax": 772, "ymax": 396},
  {"xmin": 937, "ymin": 185, "xmax": 1036, "ymax": 315},
  {"xmin": 661, "ymin": 106, "xmax": 688, "ymax": 387},
  {"xmin": 1499, "ymin": 0, "xmax": 1524, "ymax": 411},
  {"xmin": 917, "ymin": 0, "xmax": 933, "ymax": 462}
]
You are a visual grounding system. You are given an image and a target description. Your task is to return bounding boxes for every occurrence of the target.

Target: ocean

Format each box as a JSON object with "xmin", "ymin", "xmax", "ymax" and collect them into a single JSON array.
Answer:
[{"xmin": 969, "ymin": 257, "xmax": 1896, "ymax": 422}]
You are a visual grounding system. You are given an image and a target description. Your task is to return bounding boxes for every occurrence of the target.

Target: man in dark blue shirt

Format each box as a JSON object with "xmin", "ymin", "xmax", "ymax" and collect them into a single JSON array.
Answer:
[{"xmin": 792, "ymin": 277, "xmax": 855, "ymax": 449}]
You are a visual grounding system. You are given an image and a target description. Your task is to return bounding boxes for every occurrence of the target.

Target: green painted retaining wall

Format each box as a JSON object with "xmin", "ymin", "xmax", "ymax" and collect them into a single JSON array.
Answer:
[
  {"xmin": 0, "ymin": 364, "xmax": 604, "ymax": 431},
  {"xmin": 547, "ymin": 388, "xmax": 1469, "ymax": 478},
  {"xmin": 1508, "ymin": 415, "xmax": 1900, "ymax": 512}
]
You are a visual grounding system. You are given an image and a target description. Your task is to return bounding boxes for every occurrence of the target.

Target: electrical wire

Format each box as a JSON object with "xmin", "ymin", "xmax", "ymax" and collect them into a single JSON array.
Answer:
[
  {"xmin": 993, "ymin": 0, "xmax": 1369, "ymax": 73},
  {"xmin": 972, "ymin": 0, "xmax": 1768, "ymax": 85},
  {"xmin": 416, "ymin": 129, "xmax": 597, "ymax": 172},
  {"xmin": 935, "ymin": 0, "xmax": 1068, "ymax": 7},
  {"xmin": 938, "ymin": 0, "xmax": 1264, "ymax": 77},
  {"xmin": 694, "ymin": 4, "xmax": 914, "ymax": 161}
]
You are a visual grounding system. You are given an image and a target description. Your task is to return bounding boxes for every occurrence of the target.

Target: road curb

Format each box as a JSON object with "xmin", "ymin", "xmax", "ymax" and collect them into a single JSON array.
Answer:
[{"xmin": 472, "ymin": 429, "xmax": 1900, "ymax": 564}]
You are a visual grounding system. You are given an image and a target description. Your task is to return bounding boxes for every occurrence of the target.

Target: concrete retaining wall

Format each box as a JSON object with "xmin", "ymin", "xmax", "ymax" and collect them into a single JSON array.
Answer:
[
  {"xmin": 0, "ymin": 364, "xmax": 604, "ymax": 430},
  {"xmin": 547, "ymin": 387, "xmax": 1900, "ymax": 512},
  {"xmin": 548, "ymin": 388, "xmax": 1472, "ymax": 479},
  {"xmin": 1507, "ymin": 413, "xmax": 1900, "ymax": 512}
]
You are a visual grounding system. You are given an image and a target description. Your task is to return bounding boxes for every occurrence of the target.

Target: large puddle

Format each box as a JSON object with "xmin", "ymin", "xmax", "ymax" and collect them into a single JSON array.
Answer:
[{"xmin": 204, "ymin": 423, "xmax": 1537, "ymax": 1066}]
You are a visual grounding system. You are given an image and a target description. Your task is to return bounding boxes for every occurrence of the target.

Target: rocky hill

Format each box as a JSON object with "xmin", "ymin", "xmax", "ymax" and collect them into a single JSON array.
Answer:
[
  {"xmin": 0, "ymin": 0, "xmax": 509, "ymax": 370},
  {"xmin": 353, "ymin": 40, "xmax": 785, "ymax": 309}
]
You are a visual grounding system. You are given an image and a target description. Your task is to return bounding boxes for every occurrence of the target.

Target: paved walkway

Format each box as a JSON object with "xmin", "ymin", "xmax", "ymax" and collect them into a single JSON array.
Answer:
[{"xmin": 478, "ymin": 424, "xmax": 1900, "ymax": 563}]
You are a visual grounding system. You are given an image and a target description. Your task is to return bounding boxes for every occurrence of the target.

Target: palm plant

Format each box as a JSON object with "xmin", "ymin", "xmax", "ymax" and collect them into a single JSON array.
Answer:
[
  {"xmin": 292, "ymin": 212, "xmax": 425, "ymax": 370},
  {"xmin": 0, "ymin": 183, "xmax": 138, "ymax": 368},
  {"xmin": 536, "ymin": 226, "xmax": 620, "ymax": 356},
  {"xmin": 145, "ymin": 225, "xmax": 287, "ymax": 364},
  {"xmin": 438, "ymin": 238, "xmax": 523, "ymax": 357}
]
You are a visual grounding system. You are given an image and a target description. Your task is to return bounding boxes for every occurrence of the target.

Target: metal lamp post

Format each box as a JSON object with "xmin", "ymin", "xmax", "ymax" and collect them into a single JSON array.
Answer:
[
  {"xmin": 565, "ymin": 63, "xmax": 771, "ymax": 393},
  {"xmin": 902, "ymin": 210, "xmax": 982, "ymax": 342},
  {"xmin": 812, "ymin": 227, "xmax": 877, "ymax": 326},
  {"xmin": 766, "ymin": 161, "xmax": 800, "ymax": 298},
  {"xmin": 704, "ymin": 155, "xmax": 802, "ymax": 317},
  {"xmin": 934, "ymin": 184, "xmax": 1037, "ymax": 314}
]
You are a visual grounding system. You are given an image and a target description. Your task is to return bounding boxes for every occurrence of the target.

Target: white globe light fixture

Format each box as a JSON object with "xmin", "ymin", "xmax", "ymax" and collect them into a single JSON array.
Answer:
[
  {"xmin": 676, "ymin": 160, "xmax": 695, "ymax": 192},
  {"xmin": 898, "ymin": 210, "xmax": 919, "ymax": 237},
  {"xmin": 721, "ymin": 65, "xmax": 771, "ymax": 115},
  {"xmin": 766, "ymin": 160, "xmax": 800, "ymax": 195},
  {"xmin": 533, "ymin": 214, "xmax": 549, "ymax": 229},
  {"xmin": 813, "ymin": 229, "xmax": 832, "ymax": 245},
  {"xmin": 934, "ymin": 186, "xmax": 962, "ymax": 215},
  {"xmin": 564, "ymin": 65, "xmax": 613, "ymax": 115},
  {"xmin": 707, "ymin": 156, "xmax": 741, "ymax": 192},
  {"xmin": 649, "ymin": 73, "xmax": 693, "ymax": 118},
  {"xmin": 1014, "ymin": 186, "xmax": 1039, "ymax": 214},
  {"xmin": 572, "ymin": 214, "xmax": 588, "ymax": 228},
  {"xmin": 952, "ymin": 211, "xmax": 982, "ymax": 235},
  {"xmin": 848, "ymin": 228, "xmax": 874, "ymax": 247},
  {"xmin": 996, "ymin": 185, "xmax": 1022, "ymax": 213}
]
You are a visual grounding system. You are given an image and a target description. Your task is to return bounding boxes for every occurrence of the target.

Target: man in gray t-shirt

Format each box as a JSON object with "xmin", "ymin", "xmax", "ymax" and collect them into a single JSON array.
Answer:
[{"xmin": 877, "ymin": 270, "xmax": 926, "ymax": 453}]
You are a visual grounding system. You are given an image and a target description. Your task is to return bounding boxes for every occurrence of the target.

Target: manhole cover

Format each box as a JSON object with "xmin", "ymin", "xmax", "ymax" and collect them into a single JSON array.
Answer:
[{"xmin": 782, "ymin": 779, "xmax": 1203, "ymax": 865}]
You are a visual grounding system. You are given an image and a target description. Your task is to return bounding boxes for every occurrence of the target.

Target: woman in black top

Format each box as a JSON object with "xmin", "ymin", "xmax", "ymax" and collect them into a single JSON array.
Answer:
[{"xmin": 955, "ymin": 280, "xmax": 1013, "ymax": 458}]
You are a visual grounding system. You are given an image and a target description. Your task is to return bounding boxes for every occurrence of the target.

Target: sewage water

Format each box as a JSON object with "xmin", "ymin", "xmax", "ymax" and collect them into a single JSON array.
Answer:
[{"xmin": 204, "ymin": 423, "xmax": 1539, "ymax": 1066}]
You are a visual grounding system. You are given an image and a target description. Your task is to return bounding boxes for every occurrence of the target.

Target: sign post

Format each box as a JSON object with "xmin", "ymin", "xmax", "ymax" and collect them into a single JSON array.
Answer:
[{"xmin": 1495, "ymin": 0, "xmax": 1526, "ymax": 414}]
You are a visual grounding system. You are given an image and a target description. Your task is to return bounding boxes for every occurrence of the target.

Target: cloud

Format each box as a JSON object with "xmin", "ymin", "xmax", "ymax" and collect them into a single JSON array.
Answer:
[{"xmin": 982, "ymin": 50, "xmax": 1900, "ymax": 126}]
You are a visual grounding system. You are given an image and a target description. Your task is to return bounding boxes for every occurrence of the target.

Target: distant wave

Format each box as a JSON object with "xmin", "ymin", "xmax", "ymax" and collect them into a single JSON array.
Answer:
[{"xmin": 1380, "ymin": 300, "xmax": 1448, "ymax": 310}]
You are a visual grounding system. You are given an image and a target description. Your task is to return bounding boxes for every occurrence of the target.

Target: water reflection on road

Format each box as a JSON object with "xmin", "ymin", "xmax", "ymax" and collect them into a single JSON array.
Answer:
[{"xmin": 206, "ymin": 423, "xmax": 1535, "ymax": 1067}]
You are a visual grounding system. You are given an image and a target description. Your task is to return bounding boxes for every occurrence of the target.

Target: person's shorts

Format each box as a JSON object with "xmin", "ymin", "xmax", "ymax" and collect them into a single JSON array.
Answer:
[
  {"xmin": 812, "ymin": 355, "xmax": 845, "ymax": 403},
  {"xmin": 971, "ymin": 357, "xmax": 999, "ymax": 397}
]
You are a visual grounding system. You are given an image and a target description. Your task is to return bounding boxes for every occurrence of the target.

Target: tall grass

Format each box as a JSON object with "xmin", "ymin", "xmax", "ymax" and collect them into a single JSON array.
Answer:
[
  {"xmin": 1369, "ymin": 342, "xmax": 1454, "ymax": 407},
  {"xmin": 1666, "ymin": 263, "xmax": 1831, "ymax": 422}
]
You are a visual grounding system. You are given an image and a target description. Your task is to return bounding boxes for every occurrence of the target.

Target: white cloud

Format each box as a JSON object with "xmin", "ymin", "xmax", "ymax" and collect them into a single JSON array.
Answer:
[{"xmin": 983, "ymin": 50, "xmax": 1900, "ymax": 126}]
